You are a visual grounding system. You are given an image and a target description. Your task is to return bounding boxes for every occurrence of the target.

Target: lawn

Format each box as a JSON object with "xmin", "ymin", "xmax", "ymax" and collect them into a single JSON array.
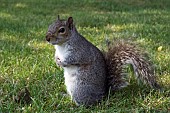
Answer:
[{"xmin": 0, "ymin": 0, "xmax": 170, "ymax": 112}]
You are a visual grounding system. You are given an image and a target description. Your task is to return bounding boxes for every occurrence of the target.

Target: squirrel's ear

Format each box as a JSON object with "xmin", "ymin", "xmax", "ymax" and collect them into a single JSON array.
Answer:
[
  {"xmin": 67, "ymin": 17, "xmax": 73, "ymax": 30},
  {"xmin": 57, "ymin": 15, "xmax": 60, "ymax": 21}
]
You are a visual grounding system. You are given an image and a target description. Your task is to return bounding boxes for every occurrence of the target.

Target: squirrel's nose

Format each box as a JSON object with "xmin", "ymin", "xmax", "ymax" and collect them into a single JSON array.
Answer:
[
  {"xmin": 46, "ymin": 35, "xmax": 50, "ymax": 42},
  {"xmin": 46, "ymin": 32, "xmax": 52, "ymax": 42}
]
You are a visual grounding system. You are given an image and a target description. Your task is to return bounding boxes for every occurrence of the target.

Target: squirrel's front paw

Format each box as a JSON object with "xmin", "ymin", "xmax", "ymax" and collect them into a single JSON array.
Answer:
[
  {"xmin": 56, "ymin": 58, "xmax": 67, "ymax": 67},
  {"xmin": 56, "ymin": 57, "xmax": 62, "ymax": 67}
]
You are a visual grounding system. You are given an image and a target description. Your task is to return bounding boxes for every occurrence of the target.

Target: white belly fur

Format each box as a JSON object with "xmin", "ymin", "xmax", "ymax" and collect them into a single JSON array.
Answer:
[
  {"xmin": 54, "ymin": 44, "xmax": 70, "ymax": 61},
  {"xmin": 54, "ymin": 44, "xmax": 77, "ymax": 97},
  {"xmin": 64, "ymin": 66, "xmax": 78, "ymax": 97}
]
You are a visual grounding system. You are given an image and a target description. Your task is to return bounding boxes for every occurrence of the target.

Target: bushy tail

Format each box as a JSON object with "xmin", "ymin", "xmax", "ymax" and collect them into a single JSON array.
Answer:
[{"xmin": 105, "ymin": 40, "xmax": 160, "ymax": 91}]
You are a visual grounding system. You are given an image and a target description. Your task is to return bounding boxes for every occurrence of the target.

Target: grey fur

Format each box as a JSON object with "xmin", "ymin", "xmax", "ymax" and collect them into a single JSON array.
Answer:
[{"xmin": 46, "ymin": 16, "xmax": 160, "ymax": 106}]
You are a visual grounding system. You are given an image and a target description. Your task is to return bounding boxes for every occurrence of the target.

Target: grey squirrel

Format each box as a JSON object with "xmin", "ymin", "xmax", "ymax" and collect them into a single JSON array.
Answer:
[{"xmin": 46, "ymin": 16, "xmax": 160, "ymax": 106}]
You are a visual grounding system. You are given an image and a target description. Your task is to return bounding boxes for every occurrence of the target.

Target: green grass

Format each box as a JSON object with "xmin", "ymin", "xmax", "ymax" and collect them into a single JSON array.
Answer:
[{"xmin": 0, "ymin": 0, "xmax": 170, "ymax": 112}]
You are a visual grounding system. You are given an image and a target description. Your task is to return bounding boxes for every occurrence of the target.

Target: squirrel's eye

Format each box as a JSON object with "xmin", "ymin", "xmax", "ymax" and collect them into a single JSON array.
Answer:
[{"xmin": 58, "ymin": 27, "xmax": 65, "ymax": 33}]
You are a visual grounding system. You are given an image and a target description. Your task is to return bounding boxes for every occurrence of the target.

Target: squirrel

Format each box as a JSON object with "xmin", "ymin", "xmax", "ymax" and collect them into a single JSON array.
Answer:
[{"xmin": 45, "ymin": 16, "xmax": 160, "ymax": 106}]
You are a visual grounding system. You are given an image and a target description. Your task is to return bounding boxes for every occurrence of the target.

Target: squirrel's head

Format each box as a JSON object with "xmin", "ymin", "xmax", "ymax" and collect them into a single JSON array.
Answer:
[{"xmin": 46, "ymin": 15, "xmax": 74, "ymax": 45}]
